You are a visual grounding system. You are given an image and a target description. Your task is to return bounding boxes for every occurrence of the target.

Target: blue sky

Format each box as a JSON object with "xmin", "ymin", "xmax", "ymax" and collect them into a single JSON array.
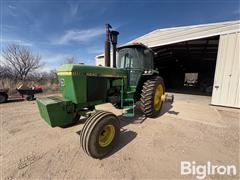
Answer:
[{"xmin": 1, "ymin": 0, "xmax": 240, "ymax": 71}]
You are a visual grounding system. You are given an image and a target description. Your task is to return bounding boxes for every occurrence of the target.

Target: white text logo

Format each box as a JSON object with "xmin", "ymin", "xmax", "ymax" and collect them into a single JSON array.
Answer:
[{"xmin": 181, "ymin": 161, "xmax": 237, "ymax": 179}]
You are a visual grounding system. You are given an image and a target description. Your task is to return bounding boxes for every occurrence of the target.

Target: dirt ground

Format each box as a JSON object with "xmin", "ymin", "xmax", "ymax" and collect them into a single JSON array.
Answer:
[{"xmin": 1, "ymin": 93, "xmax": 239, "ymax": 179}]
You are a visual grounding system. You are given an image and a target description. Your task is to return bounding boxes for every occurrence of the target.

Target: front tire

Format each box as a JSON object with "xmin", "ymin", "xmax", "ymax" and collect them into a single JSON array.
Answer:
[
  {"xmin": 80, "ymin": 111, "xmax": 120, "ymax": 159},
  {"xmin": 140, "ymin": 76, "xmax": 165, "ymax": 117}
]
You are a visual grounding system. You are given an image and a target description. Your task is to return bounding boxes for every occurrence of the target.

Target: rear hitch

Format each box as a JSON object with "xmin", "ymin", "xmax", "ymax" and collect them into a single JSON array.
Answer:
[{"xmin": 161, "ymin": 94, "xmax": 174, "ymax": 104}]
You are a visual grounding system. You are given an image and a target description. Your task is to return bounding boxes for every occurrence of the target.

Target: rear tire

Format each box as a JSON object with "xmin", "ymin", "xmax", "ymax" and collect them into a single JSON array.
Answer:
[
  {"xmin": 140, "ymin": 76, "xmax": 165, "ymax": 117},
  {"xmin": 80, "ymin": 111, "xmax": 120, "ymax": 159}
]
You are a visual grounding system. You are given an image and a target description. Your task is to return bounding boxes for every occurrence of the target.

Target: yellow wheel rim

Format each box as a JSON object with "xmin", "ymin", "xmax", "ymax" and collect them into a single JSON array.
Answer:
[
  {"xmin": 99, "ymin": 124, "xmax": 115, "ymax": 147},
  {"xmin": 154, "ymin": 84, "xmax": 164, "ymax": 111}
]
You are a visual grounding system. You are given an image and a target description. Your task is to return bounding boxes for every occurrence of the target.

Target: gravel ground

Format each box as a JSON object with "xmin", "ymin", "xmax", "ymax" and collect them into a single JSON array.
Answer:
[{"xmin": 1, "ymin": 93, "xmax": 239, "ymax": 179}]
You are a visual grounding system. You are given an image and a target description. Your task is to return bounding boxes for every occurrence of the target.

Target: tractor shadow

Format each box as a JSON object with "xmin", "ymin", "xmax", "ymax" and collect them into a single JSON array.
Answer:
[
  {"xmin": 104, "ymin": 129, "xmax": 137, "ymax": 158},
  {"xmin": 159, "ymin": 102, "xmax": 174, "ymax": 116}
]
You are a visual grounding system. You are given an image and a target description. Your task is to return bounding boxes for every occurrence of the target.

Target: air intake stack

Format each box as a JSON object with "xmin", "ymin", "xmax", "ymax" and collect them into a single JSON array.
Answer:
[{"xmin": 110, "ymin": 30, "xmax": 119, "ymax": 68}]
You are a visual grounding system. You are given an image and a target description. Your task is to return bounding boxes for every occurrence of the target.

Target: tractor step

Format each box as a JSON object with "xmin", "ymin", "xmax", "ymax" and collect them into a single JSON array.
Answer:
[
  {"xmin": 122, "ymin": 98, "xmax": 134, "ymax": 117},
  {"xmin": 123, "ymin": 98, "xmax": 134, "ymax": 102}
]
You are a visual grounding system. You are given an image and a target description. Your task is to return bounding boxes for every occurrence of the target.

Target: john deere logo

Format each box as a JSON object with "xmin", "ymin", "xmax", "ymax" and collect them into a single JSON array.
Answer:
[{"xmin": 60, "ymin": 78, "xmax": 65, "ymax": 87}]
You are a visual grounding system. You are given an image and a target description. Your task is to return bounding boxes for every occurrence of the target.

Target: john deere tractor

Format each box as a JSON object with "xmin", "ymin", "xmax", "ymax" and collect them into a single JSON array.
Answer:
[{"xmin": 37, "ymin": 24, "xmax": 173, "ymax": 159}]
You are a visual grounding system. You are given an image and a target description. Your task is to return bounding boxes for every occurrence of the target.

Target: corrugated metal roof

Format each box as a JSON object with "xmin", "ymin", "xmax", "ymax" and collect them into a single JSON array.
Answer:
[
  {"xmin": 96, "ymin": 20, "xmax": 240, "ymax": 57},
  {"xmin": 128, "ymin": 20, "xmax": 240, "ymax": 48}
]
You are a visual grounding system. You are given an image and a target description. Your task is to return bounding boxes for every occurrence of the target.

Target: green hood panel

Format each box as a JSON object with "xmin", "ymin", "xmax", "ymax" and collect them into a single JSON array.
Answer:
[{"xmin": 56, "ymin": 64, "xmax": 127, "ymax": 104}]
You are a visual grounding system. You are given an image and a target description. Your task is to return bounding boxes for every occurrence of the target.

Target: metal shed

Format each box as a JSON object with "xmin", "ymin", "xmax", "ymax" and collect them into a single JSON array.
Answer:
[{"xmin": 96, "ymin": 20, "xmax": 240, "ymax": 108}]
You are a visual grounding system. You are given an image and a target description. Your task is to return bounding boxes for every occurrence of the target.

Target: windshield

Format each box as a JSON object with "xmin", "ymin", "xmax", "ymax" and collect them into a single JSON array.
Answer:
[{"xmin": 117, "ymin": 48, "xmax": 143, "ymax": 69}]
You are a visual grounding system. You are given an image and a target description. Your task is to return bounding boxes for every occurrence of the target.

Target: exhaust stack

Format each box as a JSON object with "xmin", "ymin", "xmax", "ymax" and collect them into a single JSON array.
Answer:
[
  {"xmin": 105, "ymin": 24, "xmax": 111, "ymax": 67},
  {"xmin": 104, "ymin": 24, "xmax": 119, "ymax": 68}
]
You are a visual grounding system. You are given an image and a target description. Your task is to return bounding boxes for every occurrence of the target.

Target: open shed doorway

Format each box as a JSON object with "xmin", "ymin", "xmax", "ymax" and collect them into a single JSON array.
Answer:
[{"xmin": 152, "ymin": 36, "xmax": 219, "ymax": 96}]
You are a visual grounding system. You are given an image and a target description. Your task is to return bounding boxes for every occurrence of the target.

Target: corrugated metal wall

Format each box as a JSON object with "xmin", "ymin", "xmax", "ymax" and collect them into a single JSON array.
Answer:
[
  {"xmin": 96, "ymin": 56, "xmax": 105, "ymax": 66},
  {"xmin": 211, "ymin": 33, "xmax": 240, "ymax": 108},
  {"xmin": 95, "ymin": 52, "xmax": 114, "ymax": 67}
]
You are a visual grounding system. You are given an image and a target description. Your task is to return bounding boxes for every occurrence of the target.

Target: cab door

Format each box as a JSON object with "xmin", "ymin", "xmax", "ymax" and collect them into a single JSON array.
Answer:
[{"xmin": 122, "ymin": 52, "xmax": 143, "ymax": 87}]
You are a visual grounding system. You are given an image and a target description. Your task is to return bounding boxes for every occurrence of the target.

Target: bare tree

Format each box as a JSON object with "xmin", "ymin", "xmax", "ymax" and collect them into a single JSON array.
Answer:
[
  {"xmin": 0, "ymin": 65, "xmax": 7, "ymax": 78},
  {"xmin": 28, "ymin": 70, "xmax": 58, "ymax": 84},
  {"xmin": 2, "ymin": 44, "xmax": 42, "ymax": 81}
]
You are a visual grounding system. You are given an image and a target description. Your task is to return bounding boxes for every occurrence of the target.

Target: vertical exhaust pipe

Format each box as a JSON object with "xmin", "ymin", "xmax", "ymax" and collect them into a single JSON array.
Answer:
[
  {"xmin": 110, "ymin": 30, "xmax": 119, "ymax": 68},
  {"xmin": 105, "ymin": 24, "xmax": 111, "ymax": 67}
]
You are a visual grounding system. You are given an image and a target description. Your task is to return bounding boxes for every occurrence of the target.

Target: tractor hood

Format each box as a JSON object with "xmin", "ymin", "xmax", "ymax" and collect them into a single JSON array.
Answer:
[{"xmin": 57, "ymin": 64, "xmax": 127, "ymax": 78}]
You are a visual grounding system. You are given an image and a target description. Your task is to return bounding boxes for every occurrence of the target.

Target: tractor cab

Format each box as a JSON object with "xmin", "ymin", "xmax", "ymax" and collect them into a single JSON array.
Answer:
[{"xmin": 117, "ymin": 43, "xmax": 155, "ymax": 86}]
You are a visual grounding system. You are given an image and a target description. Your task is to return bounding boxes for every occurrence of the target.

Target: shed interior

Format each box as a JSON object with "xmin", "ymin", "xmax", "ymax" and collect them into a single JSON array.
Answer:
[{"xmin": 152, "ymin": 36, "xmax": 219, "ymax": 96}]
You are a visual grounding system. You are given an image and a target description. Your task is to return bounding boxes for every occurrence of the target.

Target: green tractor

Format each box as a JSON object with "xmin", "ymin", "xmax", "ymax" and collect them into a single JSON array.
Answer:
[{"xmin": 37, "ymin": 24, "xmax": 173, "ymax": 159}]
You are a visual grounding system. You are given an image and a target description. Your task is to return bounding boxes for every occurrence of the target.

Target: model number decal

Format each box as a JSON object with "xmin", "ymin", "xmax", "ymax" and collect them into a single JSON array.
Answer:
[{"xmin": 86, "ymin": 73, "xmax": 97, "ymax": 76}]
